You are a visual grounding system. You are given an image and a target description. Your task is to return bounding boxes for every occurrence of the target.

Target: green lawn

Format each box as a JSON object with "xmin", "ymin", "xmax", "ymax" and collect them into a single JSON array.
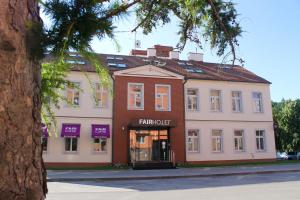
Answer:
[
  {"xmin": 46, "ymin": 160, "xmax": 300, "ymax": 170},
  {"xmin": 179, "ymin": 160, "xmax": 300, "ymax": 168}
]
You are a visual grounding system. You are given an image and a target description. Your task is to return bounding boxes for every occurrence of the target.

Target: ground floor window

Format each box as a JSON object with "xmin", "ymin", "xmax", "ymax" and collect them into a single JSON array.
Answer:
[
  {"xmin": 187, "ymin": 129, "xmax": 199, "ymax": 152},
  {"xmin": 234, "ymin": 130, "xmax": 244, "ymax": 151},
  {"xmin": 41, "ymin": 137, "xmax": 48, "ymax": 152},
  {"xmin": 93, "ymin": 138, "xmax": 107, "ymax": 152},
  {"xmin": 65, "ymin": 137, "xmax": 78, "ymax": 152},
  {"xmin": 256, "ymin": 130, "xmax": 265, "ymax": 151},
  {"xmin": 212, "ymin": 129, "xmax": 223, "ymax": 152}
]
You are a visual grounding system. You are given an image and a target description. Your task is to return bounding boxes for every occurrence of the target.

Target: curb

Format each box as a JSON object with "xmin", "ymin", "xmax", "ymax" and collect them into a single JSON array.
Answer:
[{"xmin": 47, "ymin": 169, "xmax": 300, "ymax": 182}]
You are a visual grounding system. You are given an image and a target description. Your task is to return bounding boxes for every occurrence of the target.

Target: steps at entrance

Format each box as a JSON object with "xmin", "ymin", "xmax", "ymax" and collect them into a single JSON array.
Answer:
[{"xmin": 132, "ymin": 162, "xmax": 175, "ymax": 170}]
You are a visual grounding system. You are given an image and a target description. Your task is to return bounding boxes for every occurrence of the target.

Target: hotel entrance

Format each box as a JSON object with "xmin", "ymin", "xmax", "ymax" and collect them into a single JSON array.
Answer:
[{"xmin": 129, "ymin": 129, "xmax": 170, "ymax": 163}]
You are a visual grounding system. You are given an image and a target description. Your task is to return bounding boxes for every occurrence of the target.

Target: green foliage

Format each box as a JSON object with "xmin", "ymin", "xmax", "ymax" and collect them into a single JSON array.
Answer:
[
  {"xmin": 38, "ymin": 0, "xmax": 243, "ymax": 133},
  {"xmin": 272, "ymin": 99, "xmax": 300, "ymax": 152}
]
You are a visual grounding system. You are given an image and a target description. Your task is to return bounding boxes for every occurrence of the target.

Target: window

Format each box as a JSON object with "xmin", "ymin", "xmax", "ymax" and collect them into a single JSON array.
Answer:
[
  {"xmin": 93, "ymin": 83, "xmax": 108, "ymax": 108},
  {"xmin": 234, "ymin": 130, "xmax": 244, "ymax": 151},
  {"xmin": 41, "ymin": 137, "xmax": 48, "ymax": 152},
  {"xmin": 256, "ymin": 130, "xmax": 265, "ymax": 151},
  {"xmin": 232, "ymin": 91, "xmax": 242, "ymax": 112},
  {"xmin": 65, "ymin": 137, "xmax": 78, "ymax": 152},
  {"xmin": 93, "ymin": 138, "xmax": 107, "ymax": 152},
  {"xmin": 212, "ymin": 129, "xmax": 223, "ymax": 152},
  {"xmin": 128, "ymin": 83, "xmax": 144, "ymax": 110},
  {"xmin": 66, "ymin": 82, "xmax": 80, "ymax": 106},
  {"xmin": 210, "ymin": 90, "xmax": 221, "ymax": 112},
  {"xmin": 187, "ymin": 89, "xmax": 199, "ymax": 111},
  {"xmin": 187, "ymin": 129, "xmax": 199, "ymax": 152},
  {"xmin": 253, "ymin": 92, "xmax": 263, "ymax": 112},
  {"xmin": 155, "ymin": 84, "xmax": 171, "ymax": 111},
  {"xmin": 136, "ymin": 135, "xmax": 145, "ymax": 144}
]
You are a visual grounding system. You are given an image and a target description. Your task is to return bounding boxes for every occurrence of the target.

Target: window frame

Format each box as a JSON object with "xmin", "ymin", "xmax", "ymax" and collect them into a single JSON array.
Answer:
[
  {"xmin": 186, "ymin": 88, "xmax": 199, "ymax": 111},
  {"xmin": 65, "ymin": 81, "xmax": 81, "ymax": 107},
  {"xmin": 211, "ymin": 129, "xmax": 223, "ymax": 152},
  {"xmin": 93, "ymin": 82, "xmax": 109, "ymax": 108},
  {"xmin": 231, "ymin": 91, "xmax": 243, "ymax": 113},
  {"xmin": 127, "ymin": 83, "xmax": 144, "ymax": 110},
  {"xmin": 64, "ymin": 137, "xmax": 78, "ymax": 153},
  {"xmin": 155, "ymin": 84, "xmax": 171, "ymax": 111},
  {"xmin": 255, "ymin": 129, "xmax": 266, "ymax": 151},
  {"xmin": 252, "ymin": 92, "xmax": 264, "ymax": 113},
  {"xmin": 41, "ymin": 137, "xmax": 48, "ymax": 153},
  {"xmin": 234, "ymin": 129, "xmax": 245, "ymax": 152},
  {"xmin": 92, "ymin": 138, "xmax": 108, "ymax": 153},
  {"xmin": 187, "ymin": 129, "xmax": 200, "ymax": 153},
  {"xmin": 209, "ymin": 89, "xmax": 222, "ymax": 112}
]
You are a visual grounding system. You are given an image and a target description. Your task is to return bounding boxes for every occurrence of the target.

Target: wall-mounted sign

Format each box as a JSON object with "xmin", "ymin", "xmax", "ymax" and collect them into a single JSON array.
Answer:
[{"xmin": 130, "ymin": 119, "xmax": 176, "ymax": 128}]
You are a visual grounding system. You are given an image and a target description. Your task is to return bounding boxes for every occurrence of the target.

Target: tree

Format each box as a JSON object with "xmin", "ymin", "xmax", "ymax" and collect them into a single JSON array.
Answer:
[
  {"xmin": 272, "ymin": 99, "xmax": 300, "ymax": 152},
  {"xmin": 0, "ymin": 0, "xmax": 242, "ymax": 199}
]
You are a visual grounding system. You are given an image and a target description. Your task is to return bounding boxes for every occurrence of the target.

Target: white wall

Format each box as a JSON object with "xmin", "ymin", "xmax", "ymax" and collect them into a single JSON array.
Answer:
[
  {"xmin": 43, "ymin": 117, "xmax": 112, "ymax": 163},
  {"xmin": 53, "ymin": 71, "xmax": 113, "ymax": 118},
  {"xmin": 185, "ymin": 80, "xmax": 276, "ymax": 161},
  {"xmin": 44, "ymin": 71, "xmax": 113, "ymax": 164}
]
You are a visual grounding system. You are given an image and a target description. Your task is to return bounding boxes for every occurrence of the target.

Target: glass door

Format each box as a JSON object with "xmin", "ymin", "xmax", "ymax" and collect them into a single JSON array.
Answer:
[{"xmin": 130, "ymin": 129, "xmax": 169, "ymax": 163}]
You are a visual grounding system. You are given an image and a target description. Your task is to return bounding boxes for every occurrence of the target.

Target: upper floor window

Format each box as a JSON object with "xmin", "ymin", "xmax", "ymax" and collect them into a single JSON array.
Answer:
[
  {"xmin": 187, "ymin": 89, "xmax": 199, "ymax": 111},
  {"xmin": 212, "ymin": 129, "xmax": 223, "ymax": 152},
  {"xmin": 155, "ymin": 84, "xmax": 171, "ymax": 111},
  {"xmin": 256, "ymin": 130, "xmax": 265, "ymax": 151},
  {"xmin": 232, "ymin": 91, "xmax": 242, "ymax": 112},
  {"xmin": 253, "ymin": 92, "xmax": 263, "ymax": 113},
  {"xmin": 210, "ymin": 90, "xmax": 222, "ymax": 112},
  {"xmin": 187, "ymin": 129, "xmax": 199, "ymax": 152},
  {"xmin": 128, "ymin": 83, "xmax": 144, "ymax": 110},
  {"xmin": 66, "ymin": 82, "xmax": 80, "ymax": 106},
  {"xmin": 93, "ymin": 83, "xmax": 108, "ymax": 108},
  {"xmin": 234, "ymin": 130, "xmax": 244, "ymax": 151}
]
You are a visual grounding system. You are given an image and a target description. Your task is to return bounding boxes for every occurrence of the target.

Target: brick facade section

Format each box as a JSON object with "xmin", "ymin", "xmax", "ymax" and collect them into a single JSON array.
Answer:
[{"xmin": 113, "ymin": 76, "xmax": 185, "ymax": 165}]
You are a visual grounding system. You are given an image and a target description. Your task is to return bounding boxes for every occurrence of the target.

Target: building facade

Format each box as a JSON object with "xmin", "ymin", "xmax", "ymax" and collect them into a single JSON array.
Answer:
[{"xmin": 43, "ymin": 45, "xmax": 276, "ymax": 167}]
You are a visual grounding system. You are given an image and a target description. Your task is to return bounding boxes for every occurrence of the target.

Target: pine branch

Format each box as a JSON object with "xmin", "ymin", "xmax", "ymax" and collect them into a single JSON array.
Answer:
[{"xmin": 207, "ymin": 0, "xmax": 236, "ymax": 65}]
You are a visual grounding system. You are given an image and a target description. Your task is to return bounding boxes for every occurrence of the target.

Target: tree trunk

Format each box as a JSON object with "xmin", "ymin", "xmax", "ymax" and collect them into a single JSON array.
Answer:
[{"xmin": 0, "ymin": 0, "xmax": 47, "ymax": 199}]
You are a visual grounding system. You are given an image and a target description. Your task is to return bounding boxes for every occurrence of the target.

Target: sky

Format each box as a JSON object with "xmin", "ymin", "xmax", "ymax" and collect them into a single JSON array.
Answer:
[{"xmin": 41, "ymin": 0, "xmax": 300, "ymax": 102}]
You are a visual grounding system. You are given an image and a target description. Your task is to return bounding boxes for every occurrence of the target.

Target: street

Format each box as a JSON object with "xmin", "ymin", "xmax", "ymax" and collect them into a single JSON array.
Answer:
[{"xmin": 46, "ymin": 171, "xmax": 300, "ymax": 200}]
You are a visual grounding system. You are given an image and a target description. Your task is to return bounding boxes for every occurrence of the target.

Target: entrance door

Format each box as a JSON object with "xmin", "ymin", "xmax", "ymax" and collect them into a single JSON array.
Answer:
[{"xmin": 129, "ymin": 129, "xmax": 169, "ymax": 163}]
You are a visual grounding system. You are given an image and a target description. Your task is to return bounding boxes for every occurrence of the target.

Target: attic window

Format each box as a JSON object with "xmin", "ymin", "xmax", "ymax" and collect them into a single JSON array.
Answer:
[
  {"xmin": 107, "ymin": 56, "xmax": 124, "ymax": 60},
  {"xmin": 185, "ymin": 68, "xmax": 204, "ymax": 74},
  {"xmin": 69, "ymin": 53, "xmax": 81, "ymax": 57},
  {"xmin": 65, "ymin": 60, "xmax": 85, "ymax": 65},
  {"xmin": 108, "ymin": 63, "xmax": 127, "ymax": 68}
]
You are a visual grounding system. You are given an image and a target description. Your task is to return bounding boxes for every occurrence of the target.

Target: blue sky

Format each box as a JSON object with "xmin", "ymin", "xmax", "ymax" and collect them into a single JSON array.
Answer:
[{"xmin": 42, "ymin": 0, "xmax": 300, "ymax": 101}]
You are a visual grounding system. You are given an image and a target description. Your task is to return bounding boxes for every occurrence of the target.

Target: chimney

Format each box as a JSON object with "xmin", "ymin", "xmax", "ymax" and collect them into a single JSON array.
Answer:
[
  {"xmin": 187, "ymin": 52, "xmax": 203, "ymax": 62},
  {"xmin": 147, "ymin": 48, "xmax": 156, "ymax": 57},
  {"xmin": 169, "ymin": 51, "xmax": 179, "ymax": 60},
  {"xmin": 154, "ymin": 45, "xmax": 173, "ymax": 57},
  {"xmin": 130, "ymin": 49, "xmax": 147, "ymax": 56}
]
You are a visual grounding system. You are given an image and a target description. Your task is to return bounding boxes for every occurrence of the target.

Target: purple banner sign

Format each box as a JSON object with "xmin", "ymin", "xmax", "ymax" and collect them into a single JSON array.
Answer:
[
  {"xmin": 61, "ymin": 123, "xmax": 81, "ymax": 137},
  {"xmin": 42, "ymin": 123, "xmax": 49, "ymax": 138},
  {"xmin": 91, "ymin": 124, "xmax": 110, "ymax": 138}
]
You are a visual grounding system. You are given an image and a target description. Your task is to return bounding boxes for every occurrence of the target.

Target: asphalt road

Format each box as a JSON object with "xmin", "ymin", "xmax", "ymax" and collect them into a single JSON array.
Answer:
[{"xmin": 46, "ymin": 172, "xmax": 300, "ymax": 200}]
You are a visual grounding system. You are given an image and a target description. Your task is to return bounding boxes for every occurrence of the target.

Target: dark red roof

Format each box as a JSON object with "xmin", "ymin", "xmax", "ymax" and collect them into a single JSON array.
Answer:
[{"xmin": 46, "ymin": 53, "xmax": 270, "ymax": 84}]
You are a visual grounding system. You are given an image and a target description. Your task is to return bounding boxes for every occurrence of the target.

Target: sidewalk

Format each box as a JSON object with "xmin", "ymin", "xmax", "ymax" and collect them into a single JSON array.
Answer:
[{"xmin": 47, "ymin": 163, "xmax": 300, "ymax": 182}]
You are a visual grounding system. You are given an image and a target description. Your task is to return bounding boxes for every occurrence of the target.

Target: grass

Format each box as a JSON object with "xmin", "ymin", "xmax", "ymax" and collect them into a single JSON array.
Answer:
[
  {"xmin": 46, "ymin": 160, "xmax": 300, "ymax": 170},
  {"xmin": 46, "ymin": 165, "xmax": 129, "ymax": 171},
  {"xmin": 178, "ymin": 160, "xmax": 300, "ymax": 168}
]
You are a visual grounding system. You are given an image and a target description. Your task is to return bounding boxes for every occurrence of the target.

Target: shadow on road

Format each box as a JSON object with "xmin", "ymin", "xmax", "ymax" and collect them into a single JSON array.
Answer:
[{"xmin": 51, "ymin": 172, "xmax": 300, "ymax": 192}]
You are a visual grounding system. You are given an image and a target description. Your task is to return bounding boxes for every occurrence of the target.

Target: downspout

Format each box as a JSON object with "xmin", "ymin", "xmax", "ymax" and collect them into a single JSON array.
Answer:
[
  {"xmin": 183, "ymin": 77, "xmax": 188, "ymax": 164},
  {"xmin": 110, "ymin": 73, "xmax": 115, "ymax": 166}
]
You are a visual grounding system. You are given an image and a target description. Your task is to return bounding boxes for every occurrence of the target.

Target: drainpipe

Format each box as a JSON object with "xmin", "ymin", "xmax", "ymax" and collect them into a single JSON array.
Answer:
[
  {"xmin": 110, "ymin": 73, "xmax": 115, "ymax": 166},
  {"xmin": 183, "ymin": 77, "xmax": 188, "ymax": 164}
]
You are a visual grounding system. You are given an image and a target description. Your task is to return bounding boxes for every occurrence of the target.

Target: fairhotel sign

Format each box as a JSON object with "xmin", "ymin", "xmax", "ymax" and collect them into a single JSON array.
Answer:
[{"xmin": 130, "ymin": 119, "xmax": 176, "ymax": 127}]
